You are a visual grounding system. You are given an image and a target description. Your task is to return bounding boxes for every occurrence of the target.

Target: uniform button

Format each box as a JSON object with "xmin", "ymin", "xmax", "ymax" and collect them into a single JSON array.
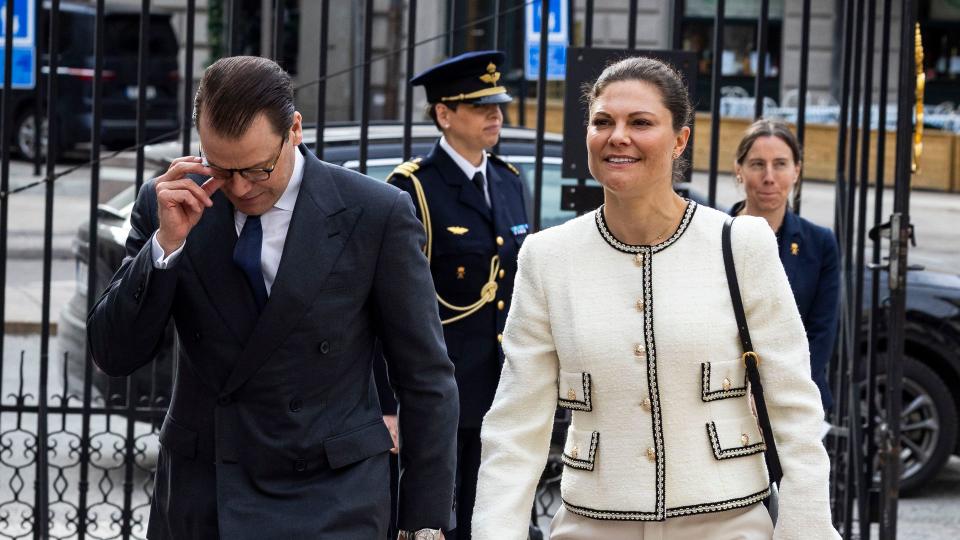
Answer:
[
  {"xmin": 289, "ymin": 399, "xmax": 303, "ymax": 412},
  {"xmin": 497, "ymin": 300, "xmax": 505, "ymax": 311},
  {"xmin": 497, "ymin": 334, "xmax": 503, "ymax": 343},
  {"xmin": 319, "ymin": 340, "xmax": 330, "ymax": 355},
  {"xmin": 635, "ymin": 299, "xmax": 645, "ymax": 311},
  {"xmin": 646, "ymin": 447, "xmax": 656, "ymax": 461},
  {"xmin": 634, "ymin": 344, "xmax": 646, "ymax": 358},
  {"xmin": 496, "ymin": 236, "xmax": 504, "ymax": 246},
  {"xmin": 217, "ymin": 395, "xmax": 232, "ymax": 406},
  {"xmin": 640, "ymin": 397, "xmax": 651, "ymax": 411},
  {"xmin": 293, "ymin": 458, "xmax": 307, "ymax": 472},
  {"xmin": 498, "ymin": 269, "xmax": 506, "ymax": 279}
]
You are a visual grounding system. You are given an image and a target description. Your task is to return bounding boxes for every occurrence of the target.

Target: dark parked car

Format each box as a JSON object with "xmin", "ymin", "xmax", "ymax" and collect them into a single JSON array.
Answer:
[{"xmin": 5, "ymin": 1, "xmax": 180, "ymax": 159}]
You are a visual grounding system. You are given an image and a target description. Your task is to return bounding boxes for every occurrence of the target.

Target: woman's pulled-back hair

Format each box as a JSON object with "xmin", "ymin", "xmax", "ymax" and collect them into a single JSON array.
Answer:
[{"xmin": 735, "ymin": 118, "xmax": 803, "ymax": 166}]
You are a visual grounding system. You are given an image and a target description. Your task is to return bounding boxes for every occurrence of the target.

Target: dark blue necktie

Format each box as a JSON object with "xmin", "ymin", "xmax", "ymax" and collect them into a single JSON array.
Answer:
[{"xmin": 233, "ymin": 215, "xmax": 268, "ymax": 312}]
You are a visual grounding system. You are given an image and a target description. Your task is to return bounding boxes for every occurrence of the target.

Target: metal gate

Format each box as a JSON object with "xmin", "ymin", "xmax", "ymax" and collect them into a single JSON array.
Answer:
[{"xmin": 0, "ymin": 0, "xmax": 924, "ymax": 538}]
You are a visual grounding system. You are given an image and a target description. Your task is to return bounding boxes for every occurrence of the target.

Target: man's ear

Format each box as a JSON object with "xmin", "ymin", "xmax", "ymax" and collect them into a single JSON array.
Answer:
[{"xmin": 290, "ymin": 111, "xmax": 304, "ymax": 146}]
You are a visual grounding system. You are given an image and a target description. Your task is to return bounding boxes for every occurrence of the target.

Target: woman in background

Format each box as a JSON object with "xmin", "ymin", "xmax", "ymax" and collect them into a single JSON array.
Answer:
[{"xmin": 731, "ymin": 119, "xmax": 840, "ymax": 413}]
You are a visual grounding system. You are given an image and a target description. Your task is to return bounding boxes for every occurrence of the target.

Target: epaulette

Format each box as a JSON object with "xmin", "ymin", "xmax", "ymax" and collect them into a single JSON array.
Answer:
[
  {"xmin": 488, "ymin": 153, "xmax": 520, "ymax": 176},
  {"xmin": 386, "ymin": 158, "xmax": 423, "ymax": 182}
]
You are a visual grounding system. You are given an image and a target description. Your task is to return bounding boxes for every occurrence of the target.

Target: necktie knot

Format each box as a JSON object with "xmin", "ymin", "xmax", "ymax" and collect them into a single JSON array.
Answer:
[
  {"xmin": 471, "ymin": 171, "xmax": 485, "ymax": 194},
  {"xmin": 233, "ymin": 215, "xmax": 268, "ymax": 313}
]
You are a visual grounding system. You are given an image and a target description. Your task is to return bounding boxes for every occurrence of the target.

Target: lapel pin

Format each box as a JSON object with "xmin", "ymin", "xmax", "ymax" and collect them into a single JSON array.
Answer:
[{"xmin": 790, "ymin": 242, "xmax": 799, "ymax": 256}]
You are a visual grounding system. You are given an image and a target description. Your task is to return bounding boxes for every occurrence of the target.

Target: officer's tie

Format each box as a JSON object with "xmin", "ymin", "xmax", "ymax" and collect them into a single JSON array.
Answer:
[
  {"xmin": 233, "ymin": 215, "xmax": 268, "ymax": 312},
  {"xmin": 471, "ymin": 171, "xmax": 488, "ymax": 206}
]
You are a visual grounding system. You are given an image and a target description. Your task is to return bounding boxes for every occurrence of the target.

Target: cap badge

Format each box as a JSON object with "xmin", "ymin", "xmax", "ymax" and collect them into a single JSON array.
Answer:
[{"xmin": 479, "ymin": 62, "xmax": 500, "ymax": 86}]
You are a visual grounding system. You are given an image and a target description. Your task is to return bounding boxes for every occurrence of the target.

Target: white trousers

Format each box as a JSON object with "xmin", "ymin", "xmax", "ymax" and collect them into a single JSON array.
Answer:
[{"xmin": 549, "ymin": 502, "xmax": 774, "ymax": 540}]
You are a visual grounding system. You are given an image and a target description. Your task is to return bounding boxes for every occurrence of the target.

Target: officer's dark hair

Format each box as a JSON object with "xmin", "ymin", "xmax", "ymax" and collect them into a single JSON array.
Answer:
[
  {"xmin": 582, "ymin": 56, "xmax": 693, "ymax": 182},
  {"xmin": 426, "ymin": 102, "xmax": 460, "ymax": 131},
  {"xmin": 735, "ymin": 118, "xmax": 803, "ymax": 166},
  {"xmin": 193, "ymin": 56, "xmax": 295, "ymax": 139}
]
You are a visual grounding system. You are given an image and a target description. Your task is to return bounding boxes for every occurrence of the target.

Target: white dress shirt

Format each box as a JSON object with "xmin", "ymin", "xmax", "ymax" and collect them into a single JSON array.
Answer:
[
  {"xmin": 151, "ymin": 146, "xmax": 306, "ymax": 296},
  {"xmin": 439, "ymin": 135, "xmax": 490, "ymax": 206}
]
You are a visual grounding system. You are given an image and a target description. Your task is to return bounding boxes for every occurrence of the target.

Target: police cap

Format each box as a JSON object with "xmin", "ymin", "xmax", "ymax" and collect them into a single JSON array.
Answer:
[{"xmin": 411, "ymin": 50, "xmax": 513, "ymax": 105}]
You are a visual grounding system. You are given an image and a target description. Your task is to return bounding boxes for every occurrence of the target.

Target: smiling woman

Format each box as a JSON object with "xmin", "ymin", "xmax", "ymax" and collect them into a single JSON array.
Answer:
[{"xmin": 471, "ymin": 57, "xmax": 840, "ymax": 540}]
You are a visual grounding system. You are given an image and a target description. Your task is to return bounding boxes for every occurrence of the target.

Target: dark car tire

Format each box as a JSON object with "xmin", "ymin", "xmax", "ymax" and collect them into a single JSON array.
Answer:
[{"xmin": 875, "ymin": 356, "xmax": 959, "ymax": 494}]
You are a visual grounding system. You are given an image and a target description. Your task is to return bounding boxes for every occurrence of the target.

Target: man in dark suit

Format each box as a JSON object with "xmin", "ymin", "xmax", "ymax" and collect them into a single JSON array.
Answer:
[
  {"xmin": 377, "ymin": 50, "xmax": 529, "ymax": 540},
  {"xmin": 88, "ymin": 56, "xmax": 457, "ymax": 540}
]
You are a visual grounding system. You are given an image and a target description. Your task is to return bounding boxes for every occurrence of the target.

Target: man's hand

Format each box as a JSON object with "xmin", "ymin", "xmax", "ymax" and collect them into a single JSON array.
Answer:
[
  {"xmin": 154, "ymin": 156, "xmax": 226, "ymax": 256},
  {"xmin": 383, "ymin": 414, "xmax": 399, "ymax": 454}
]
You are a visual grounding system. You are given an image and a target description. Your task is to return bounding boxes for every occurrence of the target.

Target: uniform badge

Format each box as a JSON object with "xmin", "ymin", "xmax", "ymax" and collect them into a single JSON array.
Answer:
[
  {"xmin": 447, "ymin": 226, "xmax": 469, "ymax": 235},
  {"xmin": 510, "ymin": 223, "xmax": 529, "ymax": 236},
  {"xmin": 790, "ymin": 242, "xmax": 800, "ymax": 256}
]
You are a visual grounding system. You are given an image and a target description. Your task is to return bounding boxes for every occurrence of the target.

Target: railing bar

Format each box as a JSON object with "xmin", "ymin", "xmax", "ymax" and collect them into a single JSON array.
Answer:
[
  {"xmin": 707, "ymin": 0, "xmax": 725, "ymax": 209},
  {"xmin": 183, "ymin": 0, "xmax": 197, "ymax": 156},
  {"xmin": 447, "ymin": 0, "xmax": 455, "ymax": 56},
  {"xmin": 627, "ymin": 0, "xmax": 638, "ymax": 49},
  {"xmin": 0, "ymin": 0, "xmax": 17, "ymax": 401},
  {"xmin": 402, "ymin": 0, "xmax": 418, "ymax": 160},
  {"xmin": 753, "ymin": 0, "xmax": 769, "ymax": 119},
  {"xmin": 794, "ymin": 0, "xmax": 811, "ymax": 215},
  {"xmin": 37, "ymin": 0, "xmax": 64, "ymax": 535},
  {"xmin": 134, "ymin": 0, "xmax": 152, "ymax": 196},
  {"xmin": 359, "ymin": 0, "xmax": 374, "ymax": 175},
  {"xmin": 585, "ymin": 0, "xmax": 594, "ymax": 47},
  {"xmin": 533, "ymin": 0, "xmax": 549, "ymax": 231},
  {"xmin": 77, "ymin": 1, "xmax": 108, "ymax": 537},
  {"xmin": 274, "ymin": 0, "xmax": 285, "ymax": 62},
  {"xmin": 315, "ymin": 0, "xmax": 330, "ymax": 159}
]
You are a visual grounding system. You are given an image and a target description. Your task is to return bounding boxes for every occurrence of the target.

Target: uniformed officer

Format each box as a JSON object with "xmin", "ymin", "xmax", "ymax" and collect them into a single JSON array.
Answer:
[{"xmin": 377, "ymin": 50, "xmax": 529, "ymax": 540}]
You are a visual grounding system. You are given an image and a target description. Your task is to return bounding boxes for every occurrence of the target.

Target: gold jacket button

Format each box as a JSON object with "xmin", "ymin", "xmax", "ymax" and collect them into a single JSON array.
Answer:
[
  {"xmin": 640, "ymin": 397, "xmax": 651, "ymax": 411},
  {"xmin": 634, "ymin": 253, "xmax": 644, "ymax": 266},
  {"xmin": 634, "ymin": 344, "xmax": 646, "ymax": 358},
  {"xmin": 646, "ymin": 447, "xmax": 656, "ymax": 461},
  {"xmin": 567, "ymin": 388, "xmax": 577, "ymax": 400},
  {"xmin": 498, "ymin": 269, "xmax": 506, "ymax": 279},
  {"xmin": 571, "ymin": 446, "xmax": 579, "ymax": 459},
  {"xmin": 722, "ymin": 377, "xmax": 732, "ymax": 391},
  {"xmin": 635, "ymin": 299, "xmax": 645, "ymax": 311},
  {"xmin": 497, "ymin": 300, "xmax": 505, "ymax": 311},
  {"xmin": 741, "ymin": 433, "xmax": 750, "ymax": 446},
  {"xmin": 497, "ymin": 333, "xmax": 503, "ymax": 343},
  {"xmin": 496, "ymin": 236, "xmax": 504, "ymax": 246}
]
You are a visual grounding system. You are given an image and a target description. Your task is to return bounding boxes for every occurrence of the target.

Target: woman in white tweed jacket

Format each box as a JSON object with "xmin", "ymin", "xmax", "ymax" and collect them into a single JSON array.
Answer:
[{"xmin": 471, "ymin": 57, "xmax": 839, "ymax": 539}]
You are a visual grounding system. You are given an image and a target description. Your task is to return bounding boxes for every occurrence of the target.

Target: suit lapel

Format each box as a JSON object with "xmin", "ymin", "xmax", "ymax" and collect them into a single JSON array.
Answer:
[
  {"xmin": 431, "ymin": 143, "xmax": 492, "ymax": 223},
  {"xmin": 223, "ymin": 147, "xmax": 360, "ymax": 395},
  {"xmin": 186, "ymin": 191, "xmax": 259, "ymax": 344}
]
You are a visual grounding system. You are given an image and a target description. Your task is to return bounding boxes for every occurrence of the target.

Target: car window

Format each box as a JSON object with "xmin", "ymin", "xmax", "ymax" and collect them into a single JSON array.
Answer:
[
  {"xmin": 105, "ymin": 15, "xmax": 179, "ymax": 56},
  {"xmin": 511, "ymin": 162, "xmax": 581, "ymax": 230}
]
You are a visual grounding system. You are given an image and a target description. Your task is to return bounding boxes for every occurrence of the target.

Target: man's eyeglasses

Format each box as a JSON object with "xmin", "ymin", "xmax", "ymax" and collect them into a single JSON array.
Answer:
[{"xmin": 200, "ymin": 136, "xmax": 286, "ymax": 182}]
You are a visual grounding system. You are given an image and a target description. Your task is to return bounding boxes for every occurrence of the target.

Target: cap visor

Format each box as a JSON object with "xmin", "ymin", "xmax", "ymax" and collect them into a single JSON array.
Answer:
[{"xmin": 468, "ymin": 92, "xmax": 513, "ymax": 105}]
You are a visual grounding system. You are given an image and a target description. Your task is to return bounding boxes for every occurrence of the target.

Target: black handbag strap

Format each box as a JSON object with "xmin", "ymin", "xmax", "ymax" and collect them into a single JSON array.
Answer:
[{"xmin": 722, "ymin": 218, "xmax": 783, "ymax": 486}]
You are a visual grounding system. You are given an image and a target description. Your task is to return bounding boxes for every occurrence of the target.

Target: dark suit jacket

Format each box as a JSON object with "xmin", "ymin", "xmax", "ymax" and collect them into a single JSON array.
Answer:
[
  {"xmin": 378, "ymin": 141, "xmax": 528, "ymax": 428},
  {"xmin": 731, "ymin": 202, "xmax": 840, "ymax": 411},
  {"xmin": 88, "ymin": 144, "xmax": 459, "ymax": 539}
]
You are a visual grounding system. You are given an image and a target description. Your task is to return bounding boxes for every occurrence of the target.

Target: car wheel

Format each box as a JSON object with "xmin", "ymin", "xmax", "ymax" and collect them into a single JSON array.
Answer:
[
  {"xmin": 14, "ymin": 110, "xmax": 48, "ymax": 161},
  {"xmin": 871, "ymin": 356, "xmax": 958, "ymax": 494}
]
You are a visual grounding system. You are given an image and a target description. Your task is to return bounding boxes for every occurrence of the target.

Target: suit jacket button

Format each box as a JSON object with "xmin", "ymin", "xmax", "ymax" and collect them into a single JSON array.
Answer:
[
  {"xmin": 319, "ymin": 340, "xmax": 330, "ymax": 354},
  {"xmin": 289, "ymin": 399, "xmax": 303, "ymax": 412},
  {"xmin": 217, "ymin": 395, "xmax": 232, "ymax": 406},
  {"xmin": 294, "ymin": 458, "xmax": 307, "ymax": 472}
]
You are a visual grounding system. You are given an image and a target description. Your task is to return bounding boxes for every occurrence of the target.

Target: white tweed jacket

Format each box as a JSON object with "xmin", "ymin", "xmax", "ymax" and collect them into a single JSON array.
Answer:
[{"xmin": 472, "ymin": 202, "xmax": 839, "ymax": 539}]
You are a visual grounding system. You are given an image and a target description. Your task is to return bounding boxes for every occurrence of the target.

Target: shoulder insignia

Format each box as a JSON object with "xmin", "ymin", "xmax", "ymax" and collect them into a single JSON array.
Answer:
[
  {"xmin": 487, "ymin": 153, "xmax": 520, "ymax": 176},
  {"xmin": 386, "ymin": 158, "xmax": 423, "ymax": 182}
]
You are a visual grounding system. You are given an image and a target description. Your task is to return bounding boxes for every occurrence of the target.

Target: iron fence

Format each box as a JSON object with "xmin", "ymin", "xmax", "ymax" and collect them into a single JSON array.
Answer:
[{"xmin": 0, "ymin": 0, "xmax": 925, "ymax": 538}]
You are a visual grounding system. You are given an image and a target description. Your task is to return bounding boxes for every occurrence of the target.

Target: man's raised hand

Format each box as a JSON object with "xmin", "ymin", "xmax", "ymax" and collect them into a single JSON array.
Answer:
[{"xmin": 154, "ymin": 156, "xmax": 226, "ymax": 256}]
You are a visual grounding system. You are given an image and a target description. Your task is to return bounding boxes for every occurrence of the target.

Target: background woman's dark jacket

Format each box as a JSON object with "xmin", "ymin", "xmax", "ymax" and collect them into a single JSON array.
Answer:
[{"xmin": 731, "ymin": 201, "xmax": 840, "ymax": 411}]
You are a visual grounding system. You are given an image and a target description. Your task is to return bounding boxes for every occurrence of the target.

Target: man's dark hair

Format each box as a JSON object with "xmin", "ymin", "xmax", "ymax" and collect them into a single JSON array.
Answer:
[
  {"xmin": 193, "ymin": 56, "xmax": 295, "ymax": 139},
  {"xmin": 426, "ymin": 102, "xmax": 459, "ymax": 131}
]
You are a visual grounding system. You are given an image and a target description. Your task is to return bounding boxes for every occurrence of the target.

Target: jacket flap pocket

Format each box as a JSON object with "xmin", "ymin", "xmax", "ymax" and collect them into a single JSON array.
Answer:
[
  {"xmin": 706, "ymin": 417, "xmax": 765, "ymax": 460},
  {"xmin": 561, "ymin": 428, "xmax": 599, "ymax": 471},
  {"xmin": 558, "ymin": 371, "xmax": 592, "ymax": 411},
  {"xmin": 701, "ymin": 359, "xmax": 747, "ymax": 402},
  {"xmin": 324, "ymin": 419, "xmax": 394, "ymax": 469},
  {"xmin": 159, "ymin": 415, "xmax": 197, "ymax": 459}
]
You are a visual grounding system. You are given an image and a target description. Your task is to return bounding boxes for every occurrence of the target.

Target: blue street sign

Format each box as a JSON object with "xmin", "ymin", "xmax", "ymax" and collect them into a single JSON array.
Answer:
[
  {"xmin": 525, "ymin": 0, "xmax": 568, "ymax": 81},
  {"xmin": 0, "ymin": 0, "xmax": 36, "ymax": 89}
]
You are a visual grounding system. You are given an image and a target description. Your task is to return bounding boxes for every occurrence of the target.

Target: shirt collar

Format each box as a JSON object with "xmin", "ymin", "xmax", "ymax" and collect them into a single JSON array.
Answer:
[
  {"xmin": 274, "ymin": 144, "xmax": 304, "ymax": 212},
  {"xmin": 440, "ymin": 136, "xmax": 487, "ymax": 180}
]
